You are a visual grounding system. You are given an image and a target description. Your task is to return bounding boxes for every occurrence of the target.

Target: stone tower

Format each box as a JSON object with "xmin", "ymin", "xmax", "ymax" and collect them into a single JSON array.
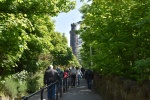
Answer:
[{"xmin": 70, "ymin": 23, "xmax": 78, "ymax": 56}]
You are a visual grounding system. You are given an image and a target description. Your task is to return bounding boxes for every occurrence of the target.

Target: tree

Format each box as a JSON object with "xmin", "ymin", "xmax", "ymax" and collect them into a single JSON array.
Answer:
[
  {"xmin": 51, "ymin": 32, "xmax": 74, "ymax": 66},
  {"xmin": 0, "ymin": 0, "xmax": 76, "ymax": 76},
  {"xmin": 0, "ymin": 0, "xmax": 75, "ymax": 15},
  {"xmin": 79, "ymin": 0, "xmax": 150, "ymax": 80}
]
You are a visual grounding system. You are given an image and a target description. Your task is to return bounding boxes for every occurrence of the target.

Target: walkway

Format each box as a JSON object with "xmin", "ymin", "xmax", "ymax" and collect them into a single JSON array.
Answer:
[{"xmin": 27, "ymin": 79, "xmax": 103, "ymax": 100}]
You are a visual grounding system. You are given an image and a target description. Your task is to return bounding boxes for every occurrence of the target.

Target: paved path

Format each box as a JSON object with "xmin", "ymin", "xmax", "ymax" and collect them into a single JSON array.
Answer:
[
  {"xmin": 59, "ymin": 79, "xmax": 103, "ymax": 100},
  {"xmin": 27, "ymin": 79, "xmax": 103, "ymax": 100}
]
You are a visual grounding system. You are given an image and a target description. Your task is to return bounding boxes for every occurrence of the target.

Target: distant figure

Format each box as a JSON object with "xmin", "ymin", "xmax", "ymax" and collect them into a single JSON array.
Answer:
[
  {"xmin": 70, "ymin": 66, "xmax": 76, "ymax": 87},
  {"xmin": 85, "ymin": 68, "xmax": 94, "ymax": 89},
  {"xmin": 76, "ymin": 67, "xmax": 82, "ymax": 86},
  {"xmin": 44, "ymin": 65, "xmax": 60, "ymax": 100},
  {"xmin": 56, "ymin": 66, "xmax": 64, "ymax": 90},
  {"xmin": 56, "ymin": 66, "xmax": 64, "ymax": 78},
  {"xmin": 63, "ymin": 68, "xmax": 69, "ymax": 87},
  {"xmin": 81, "ymin": 67, "xmax": 85, "ymax": 78}
]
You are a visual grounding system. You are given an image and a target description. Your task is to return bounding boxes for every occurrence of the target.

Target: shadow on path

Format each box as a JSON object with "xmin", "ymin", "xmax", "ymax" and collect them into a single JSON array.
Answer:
[{"xmin": 59, "ymin": 79, "xmax": 103, "ymax": 100}]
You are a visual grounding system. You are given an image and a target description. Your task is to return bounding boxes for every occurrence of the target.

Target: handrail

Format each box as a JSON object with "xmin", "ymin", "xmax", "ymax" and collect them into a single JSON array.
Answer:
[
  {"xmin": 22, "ymin": 80, "xmax": 59, "ymax": 100},
  {"xmin": 22, "ymin": 76, "xmax": 70, "ymax": 100}
]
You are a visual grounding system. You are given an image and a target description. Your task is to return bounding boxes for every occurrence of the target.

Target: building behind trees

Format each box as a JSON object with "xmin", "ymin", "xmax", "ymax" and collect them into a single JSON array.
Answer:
[{"xmin": 70, "ymin": 23, "xmax": 78, "ymax": 56}]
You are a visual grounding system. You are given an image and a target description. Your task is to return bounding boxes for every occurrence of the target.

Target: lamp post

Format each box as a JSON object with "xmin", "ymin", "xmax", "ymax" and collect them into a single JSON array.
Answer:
[{"xmin": 90, "ymin": 45, "xmax": 93, "ymax": 67}]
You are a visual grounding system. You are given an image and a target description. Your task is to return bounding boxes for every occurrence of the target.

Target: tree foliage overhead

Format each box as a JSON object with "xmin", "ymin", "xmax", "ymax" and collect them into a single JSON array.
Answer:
[
  {"xmin": 79, "ymin": 0, "xmax": 150, "ymax": 81},
  {"xmin": 51, "ymin": 32, "xmax": 74, "ymax": 66},
  {"xmin": 0, "ymin": 0, "xmax": 75, "ymax": 15},
  {"xmin": 0, "ymin": 0, "xmax": 76, "ymax": 76}
]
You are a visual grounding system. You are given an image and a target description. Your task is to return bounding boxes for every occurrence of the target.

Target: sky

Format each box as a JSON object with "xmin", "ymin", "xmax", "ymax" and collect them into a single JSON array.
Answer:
[{"xmin": 53, "ymin": 0, "xmax": 85, "ymax": 46}]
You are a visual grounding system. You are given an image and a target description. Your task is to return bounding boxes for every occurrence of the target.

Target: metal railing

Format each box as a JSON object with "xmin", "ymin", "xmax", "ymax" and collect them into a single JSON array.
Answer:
[{"xmin": 22, "ymin": 77, "xmax": 70, "ymax": 100}]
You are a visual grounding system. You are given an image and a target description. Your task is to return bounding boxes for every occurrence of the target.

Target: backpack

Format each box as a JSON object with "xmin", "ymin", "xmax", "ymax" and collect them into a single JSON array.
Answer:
[
  {"xmin": 87, "ymin": 70, "xmax": 94, "ymax": 79},
  {"xmin": 56, "ymin": 68, "xmax": 63, "ymax": 78},
  {"xmin": 63, "ymin": 72, "xmax": 68, "ymax": 78},
  {"xmin": 88, "ymin": 70, "xmax": 93, "ymax": 75}
]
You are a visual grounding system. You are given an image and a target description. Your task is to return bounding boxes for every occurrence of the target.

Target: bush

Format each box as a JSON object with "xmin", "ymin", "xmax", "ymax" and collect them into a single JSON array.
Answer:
[
  {"xmin": 4, "ymin": 77, "xmax": 18, "ymax": 97},
  {"xmin": 0, "ymin": 71, "xmax": 44, "ymax": 98},
  {"xmin": 0, "ymin": 71, "xmax": 28, "ymax": 98},
  {"xmin": 26, "ymin": 72, "xmax": 44, "ymax": 93},
  {"xmin": 17, "ymin": 82, "xmax": 27, "ymax": 96}
]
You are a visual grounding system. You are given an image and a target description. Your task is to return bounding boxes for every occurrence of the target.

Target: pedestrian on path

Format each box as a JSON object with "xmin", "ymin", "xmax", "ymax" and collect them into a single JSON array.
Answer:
[
  {"xmin": 81, "ymin": 67, "xmax": 85, "ymax": 78},
  {"xmin": 63, "ymin": 68, "xmax": 69, "ymax": 87},
  {"xmin": 85, "ymin": 68, "xmax": 94, "ymax": 90},
  {"xmin": 55, "ymin": 66, "xmax": 64, "ymax": 90},
  {"xmin": 44, "ymin": 65, "xmax": 60, "ymax": 100},
  {"xmin": 70, "ymin": 66, "xmax": 76, "ymax": 87},
  {"xmin": 76, "ymin": 67, "xmax": 82, "ymax": 86}
]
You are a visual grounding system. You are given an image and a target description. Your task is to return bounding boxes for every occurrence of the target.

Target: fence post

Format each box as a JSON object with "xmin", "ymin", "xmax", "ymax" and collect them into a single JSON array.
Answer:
[
  {"xmin": 41, "ymin": 89, "xmax": 44, "ymax": 100},
  {"xmin": 63, "ymin": 81, "xmax": 66, "ymax": 93},
  {"xmin": 60, "ymin": 79, "xmax": 63, "ymax": 97},
  {"xmin": 56, "ymin": 83, "xmax": 59, "ymax": 100},
  {"xmin": 67, "ymin": 77, "xmax": 70, "ymax": 88},
  {"xmin": 66, "ymin": 78, "xmax": 68, "ymax": 91}
]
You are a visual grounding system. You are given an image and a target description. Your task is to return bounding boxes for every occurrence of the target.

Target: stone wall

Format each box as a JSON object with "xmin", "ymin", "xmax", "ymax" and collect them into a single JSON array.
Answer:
[{"xmin": 93, "ymin": 74, "xmax": 150, "ymax": 100}]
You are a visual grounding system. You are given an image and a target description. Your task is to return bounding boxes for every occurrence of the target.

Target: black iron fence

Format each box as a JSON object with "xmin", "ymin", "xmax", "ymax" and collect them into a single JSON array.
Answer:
[{"xmin": 22, "ymin": 77, "xmax": 70, "ymax": 100}]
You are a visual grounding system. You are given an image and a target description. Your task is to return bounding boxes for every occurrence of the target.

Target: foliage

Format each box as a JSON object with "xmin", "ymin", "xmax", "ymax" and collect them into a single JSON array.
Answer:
[
  {"xmin": 0, "ymin": 70, "xmax": 44, "ymax": 98},
  {"xmin": 0, "ymin": 0, "xmax": 76, "ymax": 15},
  {"xmin": 0, "ymin": 14, "xmax": 30, "ymax": 76},
  {"xmin": 79, "ymin": 0, "xmax": 150, "ymax": 81},
  {"xmin": 0, "ymin": 71, "xmax": 28, "ymax": 98},
  {"xmin": 26, "ymin": 72, "xmax": 44, "ymax": 93},
  {"xmin": 0, "ymin": 0, "xmax": 77, "ymax": 98},
  {"xmin": 70, "ymin": 55, "xmax": 81, "ymax": 67},
  {"xmin": 4, "ymin": 78, "xmax": 18, "ymax": 97},
  {"xmin": 131, "ymin": 58, "xmax": 150, "ymax": 81},
  {"xmin": 0, "ymin": 13, "xmax": 54, "ymax": 75},
  {"xmin": 0, "ymin": 0, "xmax": 76, "ymax": 76},
  {"xmin": 51, "ymin": 32, "xmax": 74, "ymax": 66},
  {"xmin": 16, "ymin": 15, "xmax": 55, "ymax": 73}
]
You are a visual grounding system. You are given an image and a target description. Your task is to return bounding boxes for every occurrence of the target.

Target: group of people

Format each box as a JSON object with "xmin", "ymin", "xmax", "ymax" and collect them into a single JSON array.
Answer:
[
  {"xmin": 43, "ymin": 65, "xmax": 94, "ymax": 100},
  {"xmin": 44, "ymin": 65, "xmax": 73, "ymax": 100},
  {"xmin": 70, "ymin": 66, "xmax": 83, "ymax": 87},
  {"xmin": 70, "ymin": 66, "xmax": 94, "ymax": 90}
]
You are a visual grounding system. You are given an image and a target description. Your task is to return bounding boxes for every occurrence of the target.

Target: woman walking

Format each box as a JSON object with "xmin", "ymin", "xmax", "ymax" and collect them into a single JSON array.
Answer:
[{"xmin": 76, "ymin": 67, "xmax": 82, "ymax": 86}]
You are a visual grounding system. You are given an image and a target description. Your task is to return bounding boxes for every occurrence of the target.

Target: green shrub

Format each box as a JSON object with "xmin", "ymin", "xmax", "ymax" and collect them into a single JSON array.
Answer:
[
  {"xmin": 4, "ymin": 77, "xmax": 18, "ymax": 97},
  {"xmin": 0, "ymin": 71, "xmax": 44, "ymax": 98},
  {"xmin": 26, "ymin": 72, "xmax": 44, "ymax": 93},
  {"xmin": 17, "ymin": 82, "xmax": 27, "ymax": 96},
  {"xmin": 0, "ymin": 71, "xmax": 28, "ymax": 98}
]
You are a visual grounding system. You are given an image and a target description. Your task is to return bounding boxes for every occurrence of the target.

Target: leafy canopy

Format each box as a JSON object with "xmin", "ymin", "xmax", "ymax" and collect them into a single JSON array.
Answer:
[
  {"xmin": 79, "ymin": 0, "xmax": 150, "ymax": 81},
  {"xmin": 0, "ymin": 0, "xmax": 76, "ymax": 76}
]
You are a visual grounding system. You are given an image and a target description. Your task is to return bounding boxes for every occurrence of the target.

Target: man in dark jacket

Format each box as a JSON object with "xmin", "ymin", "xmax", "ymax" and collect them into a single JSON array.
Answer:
[
  {"xmin": 85, "ymin": 69, "xmax": 94, "ymax": 90},
  {"xmin": 44, "ymin": 65, "xmax": 60, "ymax": 100},
  {"xmin": 81, "ymin": 67, "xmax": 85, "ymax": 78}
]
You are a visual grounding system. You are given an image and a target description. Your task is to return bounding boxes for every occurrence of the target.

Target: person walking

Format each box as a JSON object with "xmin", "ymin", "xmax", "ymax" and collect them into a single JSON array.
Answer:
[
  {"xmin": 85, "ymin": 68, "xmax": 94, "ymax": 90},
  {"xmin": 55, "ymin": 66, "xmax": 64, "ymax": 90},
  {"xmin": 63, "ymin": 68, "xmax": 69, "ymax": 89},
  {"xmin": 81, "ymin": 67, "xmax": 85, "ymax": 79},
  {"xmin": 70, "ymin": 66, "xmax": 76, "ymax": 87},
  {"xmin": 76, "ymin": 67, "xmax": 82, "ymax": 86},
  {"xmin": 44, "ymin": 65, "xmax": 60, "ymax": 100}
]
